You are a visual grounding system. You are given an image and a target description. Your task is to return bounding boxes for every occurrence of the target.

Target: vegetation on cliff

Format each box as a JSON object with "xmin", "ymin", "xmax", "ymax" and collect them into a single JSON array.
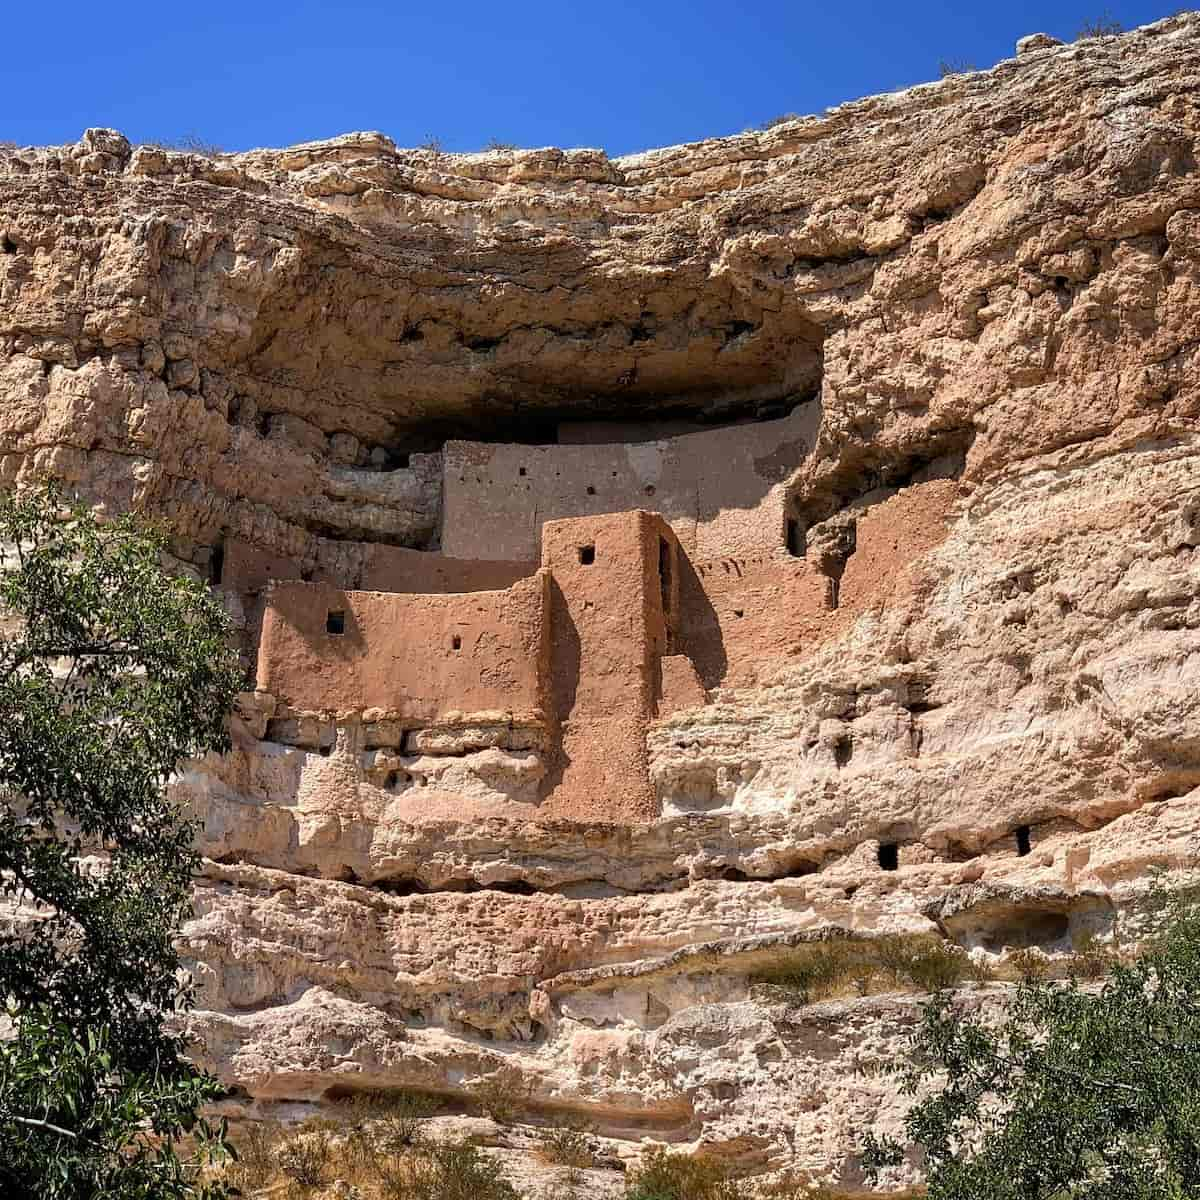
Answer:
[
  {"xmin": 0, "ymin": 487, "xmax": 241, "ymax": 1197},
  {"xmin": 865, "ymin": 882, "xmax": 1200, "ymax": 1199}
]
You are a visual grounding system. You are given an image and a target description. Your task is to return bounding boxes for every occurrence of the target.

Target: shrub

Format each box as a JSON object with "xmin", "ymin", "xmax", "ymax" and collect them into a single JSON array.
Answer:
[
  {"xmin": 484, "ymin": 138, "xmax": 519, "ymax": 152},
  {"xmin": 760, "ymin": 113, "xmax": 802, "ymax": 130},
  {"xmin": 536, "ymin": 1122, "xmax": 597, "ymax": 1169},
  {"xmin": 381, "ymin": 1138, "xmax": 519, "ymax": 1200},
  {"xmin": 624, "ymin": 1146, "xmax": 746, "ymax": 1200},
  {"xmin": 937, "ymin": 58, "xmax": 977, "ymax": 77},
  {"xmin": 1077, "ymin": 11, "xmax": 1123, "ymax": 38},
  {"xmin": 1004, "ymin": 946, "xmax": 1051, "ymax": 983},
  {"xmin": 345, "ymin": 1088, "xmax": 443, "ymax": 1153},
  {"xmin": 275, "ymin": 1119, "xmax": 336, "ymax": 1189},
  {"xmin": 751, "ymin": 933, "xmax": 988, "ymax": 1003},
  {"xmin": 145, "ymin": 134, "xmax": 225, "ymax": 157},
  {"xmin": 467, "ymin": 1066, "xmax": 534, "ymax": 1124},
  {"xmin": 874, "ymin": 934, "xmax": 991, "ymax": 993},
  {"xmin": 751, "ymin": 941, "xmax": 863, "ymax": 1003},
  {"xmin": 1064, "ymin": 930, "xmax": 1120, "ymax": 980},
  {"xmin": 228, "ymin": 1119, "xmax": 282, "ymax": 1190},
  {"xmin": 755, "ymin": 1173, "xmax": 813, "ymax": 1197}
]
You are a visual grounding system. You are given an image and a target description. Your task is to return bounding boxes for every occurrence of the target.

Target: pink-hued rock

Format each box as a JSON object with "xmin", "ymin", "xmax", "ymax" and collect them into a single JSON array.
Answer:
[{"xmin": 5, "ymin": 13, "xmax": 1200, "ymax": 1191}]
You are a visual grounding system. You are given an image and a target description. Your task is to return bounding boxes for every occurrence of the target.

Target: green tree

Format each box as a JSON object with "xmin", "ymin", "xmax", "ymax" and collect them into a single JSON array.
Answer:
[
  {"xmin": 864, "ymin": 885, "xmax": 1200, "ymax": 1199},
  {"xmin": 0, "ymin": 486, "xmax": 242, "ymax": 1197}
]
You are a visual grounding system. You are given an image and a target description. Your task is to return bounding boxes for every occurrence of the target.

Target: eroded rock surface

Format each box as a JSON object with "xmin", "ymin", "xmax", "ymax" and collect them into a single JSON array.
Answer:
[{"xmin": 4, "ymin": 13, "xmax": 1200, "ymax": 1192}]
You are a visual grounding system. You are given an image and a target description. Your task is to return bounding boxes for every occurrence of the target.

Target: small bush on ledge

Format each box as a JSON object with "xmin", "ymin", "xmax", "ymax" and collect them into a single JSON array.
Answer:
[
  {"xmin": 624, "ymin": 1146, "xmax": 745, "ymax": 1200},
  {"xmin": 750, "ymin": 933, "xmax": 992, "ymax": 1003}
]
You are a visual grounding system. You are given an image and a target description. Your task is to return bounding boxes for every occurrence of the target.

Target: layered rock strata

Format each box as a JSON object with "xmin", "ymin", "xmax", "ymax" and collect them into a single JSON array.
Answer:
[{"xmin": 3, "ymin": 13, "xmax": 1200, "ymax": 1192}]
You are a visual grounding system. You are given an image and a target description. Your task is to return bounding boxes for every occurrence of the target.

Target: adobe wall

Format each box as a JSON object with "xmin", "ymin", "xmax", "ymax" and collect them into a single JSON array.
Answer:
[
  {"xmin": 358, "ymin": 544, "xmax": 534, "ymax": 593},
  {"xmin": 441, "ymin": 403, "xmax": 819, "ymax": 564},
  {"xmin": 221, "ymin": 536, "xmax": 532, "ymax": 596},
  {"xmin": 679, "ymin": 551, "xmax": 831, "ymax": 690},
  {"xmin": 539, "ymin": 510, "xmax": 678, "ymax": 822},
  {"xmin": 251, "ymin": 483, "xmax": 958, "ymax": 821},
  {"xmin": 255, "ymin": 572, "xmax": 549, "ymax": 723},
  {"xmin": 835, "ymin": 479, "xmax": 960, "ymax": 617},
  {"xmin": 676, "ymin": 478, "xmax": 962, "ymax": 690}
]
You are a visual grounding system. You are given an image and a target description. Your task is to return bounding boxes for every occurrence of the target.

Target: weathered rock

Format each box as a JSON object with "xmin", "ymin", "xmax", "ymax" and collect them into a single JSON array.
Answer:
[
  {"xmin": 1016, "ymin": 32, "xmax": 1064, "ymax": 55},
  {"xmin": 4, "ymin": 12, "xmax": 1200, "ymax": 1192}
]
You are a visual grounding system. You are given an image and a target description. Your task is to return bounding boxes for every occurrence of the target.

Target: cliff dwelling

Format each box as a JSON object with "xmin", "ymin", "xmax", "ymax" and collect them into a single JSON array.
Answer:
[
  {"xmin": 5, "ymin": 11, "xmax": 1200, "ymax": 1194},
  {"xmin": 240, "ymin": 403, "xmax": 960, "ymax": 822}
]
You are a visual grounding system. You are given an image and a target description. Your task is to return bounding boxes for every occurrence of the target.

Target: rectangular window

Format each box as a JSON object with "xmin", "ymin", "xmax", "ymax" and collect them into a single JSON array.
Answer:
[
  {"xmin": 326, "ymin": 610, "xmax": 346, "ymax": 635},
  {"xmin": 658, "ymin": 537, "xmax": 672, "ymax": 612},
  {"xmin": 578, "ymin": 544, "xmax": 595, "ymax": 565},
  {"xmin": 786, "ymin": 518, "xmax": 806, "ymax": 558}
]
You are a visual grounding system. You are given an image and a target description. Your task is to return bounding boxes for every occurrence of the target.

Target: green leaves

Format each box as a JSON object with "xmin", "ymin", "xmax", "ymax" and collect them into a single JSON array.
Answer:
[
  {"xmin": 863, "ymin": 885, "xmax": 1200, "ymax": 1199},
  {"xmin": 0, "ymin": 485, "xmax": 241, "ymax": 1198}
]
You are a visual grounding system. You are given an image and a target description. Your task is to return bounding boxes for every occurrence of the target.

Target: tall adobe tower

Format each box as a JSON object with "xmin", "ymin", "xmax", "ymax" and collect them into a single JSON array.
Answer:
[{"xmin": 540, "ymin": 511, "xmax": 680, "ymax": 822}]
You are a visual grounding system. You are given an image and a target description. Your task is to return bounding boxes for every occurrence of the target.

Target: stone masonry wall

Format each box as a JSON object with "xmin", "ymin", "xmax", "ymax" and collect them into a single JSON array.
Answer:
[{"xmin": 441, "ymin": 403, "xmax": 818, "ymax": 562}]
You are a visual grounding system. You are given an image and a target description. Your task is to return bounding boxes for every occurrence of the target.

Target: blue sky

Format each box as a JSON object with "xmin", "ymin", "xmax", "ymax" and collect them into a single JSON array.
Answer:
[{"xmin": 5, "ymin": 2, "xmax": 1187, "ymax": 157}]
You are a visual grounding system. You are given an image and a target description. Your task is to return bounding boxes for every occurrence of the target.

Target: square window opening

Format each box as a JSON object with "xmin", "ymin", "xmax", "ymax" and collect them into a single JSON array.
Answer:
[
  {"xmin": 578, "ymin": 544, "xmax": 595, "ymax": 566},
  {"xmin": 877, "ymin": 842, "xmax": 899, "ymax": 871},
  {"xmin": 326, "ymin": 610, "xmax": 346, "ymax": 636}
]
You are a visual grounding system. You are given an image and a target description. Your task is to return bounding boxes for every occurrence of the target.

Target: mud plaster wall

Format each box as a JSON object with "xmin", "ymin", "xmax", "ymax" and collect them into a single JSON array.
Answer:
[
  {"xmin": 222, "ymin": 537, "xmax": 531, "ymax": 596},
  {"xmin": 678, "ymin": 479, "xmax": 962, "ymax": 689},
  {"xmin": 680, "ymin": 553, "xmax": 831, "ymax": 691},
  {"xmin": 440, "ymin": 403, "xmax": 818, "ymax": 564},
  {"xmin": 539, "ymin": 511, "xmax": 678, "ymax": 822},
  {"xmin": 359, "ymin": 545, "xmax": 534, "ymax": 593},
  {"xmin": 256, "ymin": 573, "xmax": 549, "ymax": 722},
  {"xmin": 835, "ymin": 479, "xmax": 962, "ymax": 619}
]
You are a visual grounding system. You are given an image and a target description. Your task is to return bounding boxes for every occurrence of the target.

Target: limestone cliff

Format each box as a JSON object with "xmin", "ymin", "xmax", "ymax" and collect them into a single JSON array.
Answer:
[{"xmin": 3, "ymin": 13, "xmax": 1200, "ymax": 1194}]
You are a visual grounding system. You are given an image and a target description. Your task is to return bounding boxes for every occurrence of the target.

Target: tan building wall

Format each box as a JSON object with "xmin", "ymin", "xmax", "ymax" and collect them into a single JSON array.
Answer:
[
  {"xmin": 679, "ymin": 551, "xmax": 831, "ymax": 690},
  {"xmin": 222, "ymin": 537, "xmax": 532, "ymax": 596},
  {"xmin": 539, "ymin": 510, "xmax": 679, "ymax": 823},
  {"xmin": 677, "ymin": 478, "xmax": 962, "ymax": 689},
  {"xmin": 441, "ymin": 403, "xmax": 818, "ymax": 563},
  {"xmin": 256, "ymin": 573, "xmax": 549, "ymax": 723},
  {"xmin": 359, "ymin": 544, "xmax": 534, "ymax": 593}
]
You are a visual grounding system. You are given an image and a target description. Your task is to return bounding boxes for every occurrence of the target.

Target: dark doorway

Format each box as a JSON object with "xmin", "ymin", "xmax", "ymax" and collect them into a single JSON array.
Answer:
[
  {"xmin": 786, "ymin": 518, "xmax": 805, "ymax": 558},
  {"xmin": 658, "ymin": 537, "xmax": 672, "ymax": 613}
]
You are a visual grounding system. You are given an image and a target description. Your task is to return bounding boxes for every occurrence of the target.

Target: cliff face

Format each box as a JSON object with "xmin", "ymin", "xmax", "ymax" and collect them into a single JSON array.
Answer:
[{"xmin": 4, "ymin": 13, "xmax": 1200, "ymax": 1193}]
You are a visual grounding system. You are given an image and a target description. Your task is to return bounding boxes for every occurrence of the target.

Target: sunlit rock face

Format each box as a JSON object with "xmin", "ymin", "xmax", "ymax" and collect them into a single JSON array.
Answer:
[{"xmin": 4, "ymin": 13, "xmax": 1200, "ymax": 1191}]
